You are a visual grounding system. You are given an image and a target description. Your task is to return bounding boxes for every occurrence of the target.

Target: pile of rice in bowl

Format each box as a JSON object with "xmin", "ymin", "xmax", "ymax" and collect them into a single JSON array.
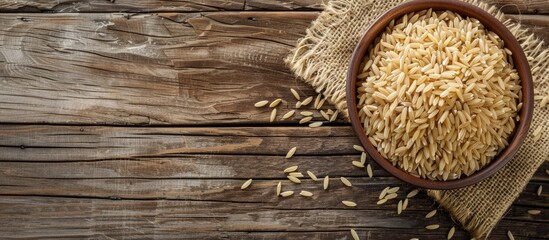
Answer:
[{"xmin": 356, "ymin": 9, "xmax": 522, "ymax": 181}]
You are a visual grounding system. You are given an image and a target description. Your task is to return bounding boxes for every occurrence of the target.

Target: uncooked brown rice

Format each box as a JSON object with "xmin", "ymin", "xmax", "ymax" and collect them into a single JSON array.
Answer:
[
  {"xmin": 537, "ymin": 185, "xmax": 542, "ymax": 196},
  {"xmin": 507, "ymin": 230, "xmax": 515, "ymax": 240},
  {"xmin": 387, "ymin": 187, "xmax": 399, "ymax": 193},
  {"xmin": 241, "ymin": 179, "xmax": 253, "ymax": 190},
  {"xmin": 342, "ymin": 200, "xmax": 357, "ymax": 207},
  {"xmin": 360, "ymin": 152, "xmax": 367, "ymax": 164},
  {"xmin": 323, "ymin": 176, "xmax": 329, "ymax": 190},
  {"xmin": 289, "ymin": 172, "xmax": 304, "ymax": 178},
  {"xmin": 299, "ymin": 116, "xmax": 313, "ymax": 124},
  {"xmin": 330, "ymin": 110, "xmax": 339, "ymax": 122},
  {"xmin": 280, "ymin": 191, "xmax": 294, "ymax": 197},
  {"xmin": 425, "ymin": 224, "xmax": 440, "ymax": 230},
  {"xmin": 397, "ymin": 200, "xmax": 403, "ymax": 214},
  {"xmin": 284, "ymin": 166, "xmax": 298, "ymax": 173},
  {"xmin": 351, "ymin": 229, "xmax": 360, "ymax": 240},
  {"xmin": 290, "ymin": 88, "xmax": 300, "ymax": 100},
  {"xmin": 269, "ymin": 108, "xmax": 277, "ymax": 122},
  {"xmin": 254, "ymin": 100, "xmax": 269, "ymax": 107},
  {"xmin": 281, "ymin": 110, "xmax": 296, "ymax": 120},
  {"xmin": 276, "ymin": 181, "xmax": 281, "ymax": 196},
  {"xmin": 379, "ymin": 187, "xmax": 390, "ymax": 199},
  {"xmin": 377, "ymin": 198, "xmax": 388, "ymax": 205},
  {"xmin": 403, "ymin": 198, "xmax": 409, "ymax": 210},
  {"xmin": 385, "ymin": 193, "xmax": 398, "ymax": 200},
  {"xmin": 320, "ymin": 110, "xmax": 331, "ymax": 121},
  {"xmin": 353, "ymin": 145, "xmax": 365, "ymax": 152},
  {"xmin": 340, "ymin": 177, "xmax": 352, "ymax": 187},
  {"xmin": 407, "ymin": 189, "xmax": 420, "ymax": 198},
  {"xmin": 352, "ymin": 161, "xmax": 365, "ymax": 168},
  {"xmin": 528, "ymin": 209, "xmax": 541, "ymax": 215},
  {"xmin": 287, "ymin": 176, "xmax": 301, "ymax": 183},
  {"xmin": 309, "ymin": 121, "xmax": 323, "ymax": 128},
  {"xmin": 425, "ymin": 209, "xmax": 437, "ymax": 218},
  {"xmin": 301, "ymin": 96, "xmax": 313, "ymax": 106},
  {"xmin": 300, "ymin": 190, "xmax": 313, "ymax": 197},
  {"xmin": 300, "ymin": 111, "xmax": 314, "ymax": 116},
  {"xmin": 448, "ymin": 227, "xmax": 455, "ymax": 239},
  {"xmin": 286, "ymin": 147, "xmax": 297, "ymax": 159},
  {"xmin": 356, "ymin": 9, "xmax": 522, "ymax": 180},
  {"xmin": 367, "ymin": 164, "xmax": 373, "ymax": 178},
  {"xmin": 307, "ymin": 171, "xmax": 318, "ymax": 181},
  {"xmin": 269, "ymin": 98, "xmax": 282, "ymax": 108}
]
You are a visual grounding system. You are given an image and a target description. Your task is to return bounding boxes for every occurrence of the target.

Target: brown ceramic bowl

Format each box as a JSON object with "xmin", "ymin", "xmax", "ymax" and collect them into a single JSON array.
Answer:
[{"xmin": 346, "ymin": 0, "xmax": 534, "ymax": 189}]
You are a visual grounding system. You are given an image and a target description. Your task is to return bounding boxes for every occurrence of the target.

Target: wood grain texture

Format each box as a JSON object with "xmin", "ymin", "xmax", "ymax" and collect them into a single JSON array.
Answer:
[
  {"xmin": 0, "ymin": 0, "xmax": 548, "ymax": 13},
  {"xmin": 0, "ymin": 12, "xmax": 547, "ymax": 125},
  {"xmin": 0, "ymin": 125, "xmax": 547, "ymax": 239}
]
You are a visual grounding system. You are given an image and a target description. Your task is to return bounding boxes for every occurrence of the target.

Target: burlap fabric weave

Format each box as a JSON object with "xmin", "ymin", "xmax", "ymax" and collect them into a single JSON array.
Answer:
[{"xmin": 286, "ymin": 0, "xmax": 549, "ymax": 238}]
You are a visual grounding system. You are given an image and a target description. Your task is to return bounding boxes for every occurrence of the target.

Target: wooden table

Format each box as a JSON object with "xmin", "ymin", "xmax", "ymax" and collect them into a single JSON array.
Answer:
[{"xmin": 0, "ymin": 1, "xmax": 547, "ymax": 239}]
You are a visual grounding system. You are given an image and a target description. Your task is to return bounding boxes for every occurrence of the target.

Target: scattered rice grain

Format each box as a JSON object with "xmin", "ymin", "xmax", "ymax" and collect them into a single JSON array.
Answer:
[
  {"xmin": 342, "ymin": 201, "xmax": 357, "ymax": 207},
  {"xmin": 352, "ymin": 161, "xmax": 365, "ymax": 168},
  {"xmin": 448, "ymin": 227, "xmax": 455, "ymax": 239},
  {"xmin": 351, "ymin": 229, "xmax": 360, "ymax": 240},
  {"xmin": 425, "ymin": 224, "xmax": 440, "ymax": 230},
  {"xmin": 528, "ymin": 209, "xmax": 541, "ymax": 215},
  {"xmin": 309, "ymin": 121, "xmax": 323, "ymax": 128},
  {"xmin": 281, "ymin": 110, "xmax": 295, "ymax": 120},
  {"xmin": 507, "ymin": 231, "xmax": 515, "ymax": 240},
  {"xmin": 353, "ymin": 145, "xmax": 365, "ymax": 152},
  {"xmin": 287, "ymin": 176, "xmax": 301, "ymax": 183},
  {"xmin": 307, "ymin": 171, "xmax": 318, "ymax": 181},
  {"xmin": 403, "ymin": 198, "xmax": 409, "ymax": 210},
  {"xmin": 299, "ymin": 116, "xmax": 313, "ymax": 124},
  {"xmin": 425, "ymin": 210, "xmax": 437, "ymax": 219},
  {"xmin": 280, "ymin": 191, "xmax": 294, "ymax": 197},
  {"xmin": 407, "ymin": 189, "xmax": 420, "ymax": 198},
  {"xmin": 385, "ymin": 193, "xmax": 398, "ymax": 200},
  {"xmin": 397, "ymin": 200, "xmax": 403, "ymax": 214},
  {"xmin": 241, "ymin": 179, "xmax": 252, "ymax": 190},
  {"xmin": 379, "ymin": 187, "xmax": 389, "ymax": 199},
  {"xmin": 340, "ymin": 177, "xmax": 352, "ymax": 187},
  {"xmin": 289, "ymin": 172, "xmax": 304, "ymax": 178},
  {"xmin": 286, "ymin": 147, "xmax": 297, "ymax": 159},
  {"xmin": 323, "ymin": 176, "xmax": 329, "ymax": 190},
  {"xmin": 301, "ymin": 96, "xmax": 313, "ymax": 106},
  {"xmin": 367, "ymin": 164, "xmax": 373, "ymax": 178},
  {"xmin": 290, "ymin": 88, "xmax": 300, "ymax": 100},
  {"xmin": 330, "ymin": 110, "xmax": 339, "ymax": 122},
  {"xmin": 537, "ymin": 185, "xmax": 542, "ymax": 196},
  {"xmin": 254, "ymin": 100, "xmax": 269, "ymax": 107},
  {"xmin": 300, "ymin": 190, "xmax": 313, "ymax": 197},
  {"xmin": 377, "ymin": 198, "xmax": 388, "ymax": 205},
  {"xmin": 300, "ymin": 111, "xmax": 314, "ymax": 116},
  {"xmin": 270, "ymin": 108, "xmax": 277, "ymax": 122},
  {"xmin": 269, "ymin": 98, "xmax": 282, "ymax": 108},
  {"xmin": 283, "ymin": 166, "xmax": 298, "ymax": 173},
  {"xmin": 276, "ymin": 181, "xmax": 281, "ymax": 196},
  {"xmin": 387, "ymin": 187, "xmax": 400, "ymax": 194}
]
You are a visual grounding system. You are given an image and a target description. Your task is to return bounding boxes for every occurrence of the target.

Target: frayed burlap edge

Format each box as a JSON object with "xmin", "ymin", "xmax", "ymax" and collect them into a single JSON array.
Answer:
[{"xmin": 285, "ymin": 0, "xmax": 549, "ymax": 239}]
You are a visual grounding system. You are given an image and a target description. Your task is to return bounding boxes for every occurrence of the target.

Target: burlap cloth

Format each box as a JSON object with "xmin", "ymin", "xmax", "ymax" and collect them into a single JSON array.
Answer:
[{"xmin": 286, "ymin": 0, "xmax": 549, "ymax": 238}]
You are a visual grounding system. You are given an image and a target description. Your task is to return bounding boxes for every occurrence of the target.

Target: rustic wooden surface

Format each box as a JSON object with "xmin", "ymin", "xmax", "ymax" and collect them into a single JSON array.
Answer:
[{"xmin": 0, "ymin": 0, "xmax": 547, "ymax": 239}]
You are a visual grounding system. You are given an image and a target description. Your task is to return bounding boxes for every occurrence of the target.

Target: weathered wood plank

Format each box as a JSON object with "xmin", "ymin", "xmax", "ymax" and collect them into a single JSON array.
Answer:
[
  {"xmin": 0, "ymin": 0, "xmax": 548, "ymax": 14},
  {"xmin": 0, "ymin": 0, "xmax": 245, "ymax": 12},
  {"xmin": 0, "ymin": 12, "xmax": 547, "ymax": 125},
  {"xmin": 0, "ymin": 12, "xmax": 338, "ymax": 125},
  {"xmin": 0, "ymin": 195, "xmax": 546, "ymax": 239}
]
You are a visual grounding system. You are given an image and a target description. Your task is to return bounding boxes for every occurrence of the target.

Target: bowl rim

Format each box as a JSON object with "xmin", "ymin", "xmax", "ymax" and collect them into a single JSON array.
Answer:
[{"xmin": 346, "ymin": 0, "xmax": 534, "ymax": 189}]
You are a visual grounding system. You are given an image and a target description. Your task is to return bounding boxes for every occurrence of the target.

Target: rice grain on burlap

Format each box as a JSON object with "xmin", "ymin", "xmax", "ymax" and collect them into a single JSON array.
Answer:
[{"xmin": 286, "ymin": 0, "xmax": 549, "ymax": 238}]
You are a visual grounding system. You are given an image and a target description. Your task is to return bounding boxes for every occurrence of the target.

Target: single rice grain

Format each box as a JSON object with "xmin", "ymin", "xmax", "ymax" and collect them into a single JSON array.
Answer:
[
  {"xmin": 538, "ymin": 185, "xmax": 543, "ymax": 196},
  {"xmin": 425, "ymin": 224, "xmax": 440, "ymax": 230},
  {"xmin": 397, "ymin": 200, "xmax": 403, "ymax": 214},
  {"xmin": 340, "ymin": 177, "xmax": 352, "ymax": 187},
  {"xmin": 309, "ymin": 121, "xmax": 323, "ymax": 128},
  {"xmin": 352, "ymin": 161, "xmax": 365, "ymax": 168},
  {"xmin": 300, "ymin": 111, "xmax": 314, "ymax": 116},
  {"xmin": 301, "ymin": 96, "xmax": 313, "ymax": 106},
  {"xmin": 287, "ymin": 176, "xmax": 301, "ymax": 183},
  {"xmin": 286, "ymin": 147, "xmax": 297, "ymax": 159},
  {"xmin": 290, "ymin": 88, "xmax": 300, "ymax": 100},
  {"xmin": 448, "ymin": 226, "xmax": 455, "ymax": 239},
  {"xmin": 281, "ymin": 110, "xmax": 295, "ymax": 120},
  {"xmin": 528, "ymin": 209, "xmax": 541, "ymax": 215},
  {"xmin": 342, "ymin": 201, "xmax": 357, "ymax": 207},
  {"xmin": 385, "ymin": 193, "xmax": 398, "ymax": 200},
  {"xmin": 307, "ymin": 171, "xmax": 318, "ymax": 181},
  {"xmin": 283, "ymin": 166, "xmax": 298, "ymax": 173},
  {"xmin": 425, "ymin": 210, "xmax": 437, "ymax": 219},
  {"xmin": 269, "ymin": 98, "xmax": 282, "ymax": 108},
  {"xmin": 300, "ymin": 190, "xmax": 313, "ymax": 197},
  {"xmin": 507, "ymin": 231, "xmax": 515, "ymax": 240},
  {"xmin": 241, "ymin": 179, "xmax": 253, "ymax": 190},
  {"xmin": 330, "ymin": 110, "xmax": 339, "ymax": 122},
  {"xmin": 407, "ymin": 189, "xmax": 420, "ymax": 198},
  {"xmin": 377, "ymin": 198, "xmax": 388, "ymax": 205},
  {"xmin": 299, "ymin": 116, "xmax": 313, "ymax": 124},
  {"xmin": 367, "ymin": 164, "xmax": 373, "ymax": 178},
  {"xmin": 323, "ymin": 176, "xmax": 329, "ymax": 190},
  {"xmin": 353, "ymin": 145, "xmax": 365, "ymax": 152},
  {"xmin": 280, "ymin": 191, "xmax": 294, "ymax": 197},
  {"xmin": 351, "ymin": 229, "xmax": 360, "ymax": 240},
  {"xmin": 254, "ymin": 100, "xmax": 269, "ymax": 107},
  {"xmin": 289, "ymin": 172, "xmax": 304, "ymax": 178},
  {"xmin": 276, "ymin": 181, "xmax": 281, "ymax": 196},
  {"xmin": 387, "ymin": 187, "xmax": 400, "ymax": 194},
  {"xmin": 270, "ymin": 108, "xmax": 277, "ymax": 122},
  {"xmin": 379, "ymin": 187, "xmax": 389, "ymax": 199},
  {"xmin": 403, "ymin": 198, "xmax": 409, "ymax": 210}
]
